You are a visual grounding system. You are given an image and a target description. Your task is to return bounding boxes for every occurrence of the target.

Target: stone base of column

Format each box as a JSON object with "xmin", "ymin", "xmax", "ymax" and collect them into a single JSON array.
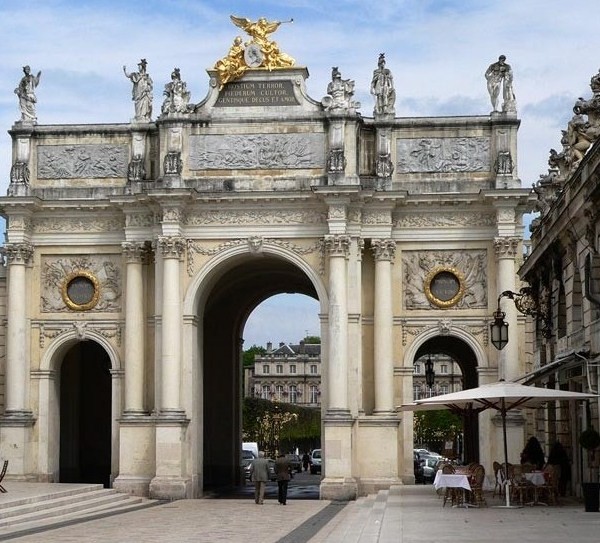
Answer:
[
  {"xmin": 0, "ymin": 417, "xmax": 36, "ymax": 478},
  {"xmin": 114, "ymin": 475, "xmax": 152, "ymax": 497},
  {"xmin": 149, "ymin": 476, "xmax": 192, "ymax": 500},
  {"xmin": 325, "ymin": 407, "xmax": 352, "ymax": 419},
  {"xmin": 356, "ymin": 415, "xmax": 400, "ymax": 484},
  {"xmin": 0, "ymin": 410, "xmax": 36, "ymax": 426},
  {"xmin": 358, "ymin": 477, "xmax": 403, "ymax": 496},
  {"xmin": 320, "ymin": 477, "xmax": 358, "ymax": 500}
]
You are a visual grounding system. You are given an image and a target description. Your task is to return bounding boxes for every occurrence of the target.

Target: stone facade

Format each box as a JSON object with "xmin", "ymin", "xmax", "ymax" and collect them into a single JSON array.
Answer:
[{"xmin": 0, "ymin": 31, "xmax": 533, "ymax": 500}]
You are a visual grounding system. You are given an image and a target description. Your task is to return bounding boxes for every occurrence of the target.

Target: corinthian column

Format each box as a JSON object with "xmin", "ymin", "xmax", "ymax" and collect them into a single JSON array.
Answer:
[
  {"xmin": 324, "ymin": 235, "xmax": 350, "ymax": 416},
  {"xmin": 494, "ymin": 237, "xmax": 520, "ymax": 380},
  {"xmin": 4, "ymin": 242, "xmax": 34, "ymax": 416},
  {"xmin": 157, "ymin": 236, "xmax": 185, "ymax": 415},
  {"xmin": 122, "ymin": 242, "xmax": 148, "ymax": 415},
  {"xmin": 372, "ymin": 239, "xmax": 396, "ymax": 414}
]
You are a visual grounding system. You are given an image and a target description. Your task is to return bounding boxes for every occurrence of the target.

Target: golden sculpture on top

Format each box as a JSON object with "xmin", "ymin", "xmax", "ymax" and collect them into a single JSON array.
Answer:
[{"xmin": 214, "ymin": 15, "xmax": 295, "ymax": 89}]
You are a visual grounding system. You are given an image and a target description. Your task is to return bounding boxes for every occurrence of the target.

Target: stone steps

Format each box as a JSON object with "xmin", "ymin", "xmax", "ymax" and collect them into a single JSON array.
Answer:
[{"xmin": 0, "ymin": 484, "xmax": 158, "ymax": 539}]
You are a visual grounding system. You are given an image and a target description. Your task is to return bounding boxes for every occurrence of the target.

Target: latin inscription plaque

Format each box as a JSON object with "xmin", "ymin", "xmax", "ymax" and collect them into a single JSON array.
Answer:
[{"xmin": 215, "ymin": 80, "xmax": 299, "ymax": 107}]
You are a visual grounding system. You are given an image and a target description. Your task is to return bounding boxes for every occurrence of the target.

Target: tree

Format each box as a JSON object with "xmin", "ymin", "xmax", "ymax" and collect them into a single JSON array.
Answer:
[
  {"xmin": 303, "ymin": 336, "xmax": 320, "ymax": 344},
  {"xmin": 243, "ymin": 344, "xmax": 266, "ymax": 368},
  {"xmin": 414, "ymin": 410, "xmax": 462, "ymax": 453}
]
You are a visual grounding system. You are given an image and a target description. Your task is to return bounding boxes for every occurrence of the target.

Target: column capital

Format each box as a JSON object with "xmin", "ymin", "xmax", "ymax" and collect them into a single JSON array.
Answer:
[
  {"xmin": 122, "ymin": 241, "xmax": 151, "ymax": 263},
  {"xmin": 324, "ymin": 235, "xmax": 350, "ymax": 258},
  {"xmin": 4, "ymin": 242, "xmax": 33, "ymax": 265},
  {"xmin": 493, "ymin": 237, "xmax": 519, "ymax": 258},
  {"xmin": 157, "ymin": 236, "xmax": 185, "ymax": 259},
  {"xmin": 371, "ymin": 239, "xmax": 396, "ymax": 262}
]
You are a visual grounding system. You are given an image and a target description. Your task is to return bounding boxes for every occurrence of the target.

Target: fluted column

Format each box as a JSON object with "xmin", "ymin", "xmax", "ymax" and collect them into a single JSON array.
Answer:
[
  {"xmin": 4, "ymin": 242, "xmax": 34, "ymax": 416},
  {"xmin": 122, "ymin": 242, "xmax": 148, "ymax": 415},
  {"xmin": 372, "ymin": 239, "xmax": 396, "ymax": 414},
  {"xmin": 324, "ymin": 235, "xmax": 350, "ymax": 416},
  {"xmin": 494, "ymin": 237, "xmax": 520, "ymax": 381},
  {"xmin": 157, "ymin": 236, "xmax": 185, "ymax": 415}
]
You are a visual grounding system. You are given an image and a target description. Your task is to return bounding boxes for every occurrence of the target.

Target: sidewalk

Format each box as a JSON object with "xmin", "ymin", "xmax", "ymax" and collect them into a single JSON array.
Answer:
[{"xmin": 0, "ymin": 483, "xmax": 598, "ymax": 542}]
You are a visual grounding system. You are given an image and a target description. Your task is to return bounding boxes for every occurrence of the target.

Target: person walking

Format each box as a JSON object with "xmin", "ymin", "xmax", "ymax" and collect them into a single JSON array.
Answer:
[
  {"xmin": 275, "ymin": 453, "xmax": 292, "ymax": 505},
  {"xmin": 249, "ymin": 451, "xmax": 270, "ymax": 504},
  {"xmin": 302, "ymin": 452, "xmax": 311, "ymax": 472}
]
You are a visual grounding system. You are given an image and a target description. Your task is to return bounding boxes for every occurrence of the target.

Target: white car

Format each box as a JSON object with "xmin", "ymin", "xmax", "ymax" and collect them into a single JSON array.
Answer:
[{"xmin": 310, "ymin": 449, "xmax": 322, "ymax": 474}]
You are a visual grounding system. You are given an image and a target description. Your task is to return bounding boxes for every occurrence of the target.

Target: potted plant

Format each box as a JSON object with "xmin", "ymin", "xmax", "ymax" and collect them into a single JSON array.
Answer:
[{"xmin": 580, "ymin": 426, "xmax": 600, "ymax": 512}]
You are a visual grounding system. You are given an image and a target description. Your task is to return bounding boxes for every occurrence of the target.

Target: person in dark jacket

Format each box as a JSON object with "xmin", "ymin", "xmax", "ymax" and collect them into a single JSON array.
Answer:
[
  {"xmin": 520, "ymin": 436, "xmax": 545, "ymax": 470},
  {"xmin": 547, "ymin": 441, "xmax": 571, "ymax": 496},
  {"xmin": 275, "ymin": 453, "xmax": 292, "ymax": 505}
]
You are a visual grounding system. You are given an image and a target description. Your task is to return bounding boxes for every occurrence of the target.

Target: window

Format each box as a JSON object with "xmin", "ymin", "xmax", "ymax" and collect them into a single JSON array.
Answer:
[
  {"xmin": 261, "ymin": 385, "xmax": 270, "ymax": 399},
  {"xmin": 309, "ymin": 385, "xmax": 318, "ymax": 404},
  {"xmin": 289, "ymin": 385, "xmax": 297, "ymax": 404},
  {"xmin": 290, "ymin": 365, "xmax": 296, "ymax": 374},
  {"xmin": 414, "ymin": 364, "xmax": 420, "ymax": 374},
  {"xmin": 413, "ymin": 385, "xmax": 420, "ymax": 401},
  {"xmin": 276, "ymin": 385, "xmax": 284, "ymax": 401},
  {"xmin": 310, "ymin": 365, "xmax": 317, "ymax": 374},
  {"xmin": 440, "ymin": 385, "xmax": 448, "ymax": 395},
  {"xmin": 276, "ymin": 365, "xmax": 283, "ymax": 374},
  {"xmin": 441, "ymin": 364, "xmax": 448, "ymax": 374},
  {"xmin": 263, "ymin": 365, "xmax": 270, "ymax": 374}
]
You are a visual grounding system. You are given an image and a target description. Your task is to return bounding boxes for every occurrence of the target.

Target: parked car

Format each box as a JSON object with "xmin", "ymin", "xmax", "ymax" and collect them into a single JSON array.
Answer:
[
  {"xmin": 310, "ymin": 449, "xmax": 322, "ymax": 474},
  {"xmin": 285, "ymin": 453, "xmax": 303, "ymax": 473},
  {"xmin": 421, "ymin": 456, "xmax": 440, "ymax": 483},
  {"xmin": 414, "ymin": 452, "xmax": 424, "ymax": 484},
  {"xmin": 242, "ymin": 449, "xmax": 256, "ymax": 480},
  {"xmin": 242, "ymin": 451, "xmax": 276, "ymax": 481}
]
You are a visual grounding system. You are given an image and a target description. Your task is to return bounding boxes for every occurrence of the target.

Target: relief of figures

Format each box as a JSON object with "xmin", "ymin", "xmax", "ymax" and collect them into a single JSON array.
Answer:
[
  {"xmin": 189, "ymin": 134, "xmax": 324, "ymax": 170},
  {"xmin": 403, "ymin": 250, "xmax": 487, "ymax": 309},
  {"xmin": 38, "ymin": 145, "xmax": 128, "ymax": 179},
  {"xmin": 396, "ymin": 137, "xmax": 490, "ymax": 173},
  {"xmin": 41, "ymin": 256, "xmax": 122, "ymax": 313}
]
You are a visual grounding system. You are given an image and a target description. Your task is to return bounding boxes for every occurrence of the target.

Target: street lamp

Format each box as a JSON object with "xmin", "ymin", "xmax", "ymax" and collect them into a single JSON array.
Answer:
[{"xmin": 425, "ymin": 354, "xmax": 435, "ymax": 389}]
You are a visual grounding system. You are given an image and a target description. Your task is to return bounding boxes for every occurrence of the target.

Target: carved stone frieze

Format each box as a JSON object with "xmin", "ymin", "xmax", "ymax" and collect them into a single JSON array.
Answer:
[
  {"xmin": 37, "ymin": 144, "xmax": 128, "ymax": 179},
  {"xmin": 396, "ymin": 137, "xmax": 490, "ymax": 173},
  {"xmin": 5, "ymin": 242, "xmax": 34, "ymax": 265},
  {"xmin": 394, "ymin": 212, "xmax": 495, "ymax": 228},
  {"xmin": 125, "ymin": 213, "xmax": 155, "ymax": 228},
  {"xmin": 184, "ymin": 209, "xmax": 326, "ymax": 226},
  {"xmin": 400, "ymin": 319, "xmax": 488, "ymax": 347},
  {"xmin": 371, "ymin": 239, "xmax": 396, "ymax": 262},
  {"xmin": 40, "ymin": 255, "xmax": 122, "ymax": 313},
  {"xmin": 363, "ymin": 210, "xmax": 391, "ymax": 225},
  {"xmin": 497, "ymin": 209, "xmax": 515, "ymax": 223},
  {"xmin": 327, "ymin": 205, "xmax": 346, "ymax": 221},
  {"xmin": 189, "ymin": 133, "xmax": 326, "ymax": 170},
  {"xmin": 38, "ymin": 321, "xmax": 122, "ymax": 348},
  {"xmin": 403, "ymin": 250, "xmax": 487, "ymax": 309},
  {"xmin": 7, "ymin": 216, "xmax": 32, "ymax": 232},
  {"xmin": 33, "ymin": 216, "xmax": 125, "ymax": 233},
  {"xmin": 162, "ymin": 207, "xmax": 183, "ymax": 223},
  {"xmin": 400, "ymin": 320, "xmax": 427, "ymax": 346},
  {"xmin": 493, "ymin": 237, "xmax": 519, "ymax": 258}
]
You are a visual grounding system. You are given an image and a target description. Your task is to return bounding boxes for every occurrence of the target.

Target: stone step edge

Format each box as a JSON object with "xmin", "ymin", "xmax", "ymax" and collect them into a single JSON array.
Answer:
[
  {"xmin": 0, "ymin": 499, "xmax": 161, "ymax": 542},
  {"xmin": 0, "ymin": 491, "xmax": 137, "ymax": 527},
  {"xmin": 0, "ymin": 484, "xmax": 104, "ymax": 510}
]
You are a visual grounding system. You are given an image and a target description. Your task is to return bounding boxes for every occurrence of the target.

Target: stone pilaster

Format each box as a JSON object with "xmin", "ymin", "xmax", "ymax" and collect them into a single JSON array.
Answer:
[
  {"xmin": 371, "ymin": 239, "xmax": 396, "ymax": 414},
  {"xmin": 494, "ymin": 237, "xmax": 520, "ymax": 380}
]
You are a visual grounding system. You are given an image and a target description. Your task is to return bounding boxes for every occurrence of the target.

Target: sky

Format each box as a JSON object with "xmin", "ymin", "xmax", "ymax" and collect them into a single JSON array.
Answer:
[{"xmin": 2, "ymin": 0, "xmax": 600, "ymax": 347}]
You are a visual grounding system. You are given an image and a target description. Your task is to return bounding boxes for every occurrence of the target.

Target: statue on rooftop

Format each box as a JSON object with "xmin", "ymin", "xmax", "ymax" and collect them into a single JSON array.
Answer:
[
  {"xmin": 322, "ymin": 67, "xmax": 360, "ymax": 112},
  {"xmin": 484, "ymin": 55, "xmax": 516, "ymax": 113},
  {"xmin": 123, "ymin": 59, "xmax": 153, "ymax": 122},
  {"xmin": 161, "ymin": 68, "xmax": 192, "ymax": 115},
  {"xmin": 14, "ymin": 65, "xmax": 41, "ymax": 122},
  {"xmin": 371, "ymin": 53, "xmax": 396, "ymax": 117}
]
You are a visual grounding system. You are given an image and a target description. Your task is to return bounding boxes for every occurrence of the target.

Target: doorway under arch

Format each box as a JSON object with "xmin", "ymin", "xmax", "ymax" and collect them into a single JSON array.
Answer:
[
  {"xmin": 200, "ymin": 254, "xmax": 319, "ymax": 489},
  {"xmin": 59, "ymin": 340, "xmax": 112, "ymax": 487},
  {"xmin": 414, "ymin": 336, "xmax": 480, "ymax": 462}
]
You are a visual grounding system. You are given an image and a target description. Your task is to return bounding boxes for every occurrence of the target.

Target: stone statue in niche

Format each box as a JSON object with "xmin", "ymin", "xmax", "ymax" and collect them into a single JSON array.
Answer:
[
  {"xmin": 371, "ymin": 53, "xmax": 395, "ymax": 116},
  {"xmin": 123, "ymin": 58, "xmax": 153, "ymax": 122},
  {"xmin": 161, "ymin": 68, "xmax": 192, "ymax": 115},
  {"xmin": 15, "ymin": 65, "xmax": 41, "ymax": 122}
]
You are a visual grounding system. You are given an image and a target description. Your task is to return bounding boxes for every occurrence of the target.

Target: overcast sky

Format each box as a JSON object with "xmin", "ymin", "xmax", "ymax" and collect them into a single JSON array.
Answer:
[{"xmin": 2, "ymin": 0, "xmax": 599, "ymax": 347}]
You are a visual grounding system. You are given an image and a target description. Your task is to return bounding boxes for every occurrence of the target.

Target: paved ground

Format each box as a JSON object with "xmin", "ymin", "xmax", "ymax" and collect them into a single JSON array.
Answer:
[{"xmin": 2, "ymin": 478, "xmax": 600, "ymax": 542}]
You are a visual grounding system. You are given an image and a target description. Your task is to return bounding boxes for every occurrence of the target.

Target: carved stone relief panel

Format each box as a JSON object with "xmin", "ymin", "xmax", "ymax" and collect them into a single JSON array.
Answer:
[
  {"xmin": 37, "ymin": 145, "xmax": 128, "ymax": 179},
  {"xmin": 396, "ymin": 137, "xmax": 490, "ymax": 173},
  {"xmin": 402, "ymin": 250, "xmax": 487, "ymax": 309},
  {"xmin": 188, "ymin": 133, "xmax": 326, "ymax": 170},
  {"xmin": 394, "ymin": 212, "xmax": 495, "ymax": 229},
  {"xmin": 33, "ymin": 216, "xmax": 125, "ymax": 233},
  {"xmin": 41, "ymin": 255, "xmax": 122, "ymax": 313},
  {"xmin": 184, "ymin": 209, "xmax": 326, "ymax": 226}
]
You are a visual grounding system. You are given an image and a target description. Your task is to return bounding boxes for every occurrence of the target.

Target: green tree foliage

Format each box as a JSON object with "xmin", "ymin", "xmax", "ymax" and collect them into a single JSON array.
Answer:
[
  {"xmin": 414, "ymin": 410, "xmax": 462, "ymax": 450},
  {"xmin": 243, "ymin": 398, "xmax": 320, "ymax": 455},
  {"xmin": 303, "ymin": 336, "xmax": 321, "ymax": 344},
  {"xmin": 242, "ymin": 345, "xmax": 266, "ymax": 368}
]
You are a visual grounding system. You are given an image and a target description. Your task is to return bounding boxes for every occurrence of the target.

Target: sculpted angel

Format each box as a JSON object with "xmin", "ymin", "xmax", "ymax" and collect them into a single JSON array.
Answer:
[{"xmin": 230, "ymin": 15, "xmax": 283, "ymax": 47}]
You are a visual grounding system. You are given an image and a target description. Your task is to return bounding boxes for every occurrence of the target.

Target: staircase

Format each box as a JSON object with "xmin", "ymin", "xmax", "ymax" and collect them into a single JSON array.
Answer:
[{"xmin": 0, "ymin": 484, "xmax": 159, "ymax": 539}]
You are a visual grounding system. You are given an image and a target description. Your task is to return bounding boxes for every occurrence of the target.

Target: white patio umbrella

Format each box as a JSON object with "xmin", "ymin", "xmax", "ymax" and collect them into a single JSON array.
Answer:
[{"xmin": 399, "ymin": 380, "xmax": 597, "ymax": 507}]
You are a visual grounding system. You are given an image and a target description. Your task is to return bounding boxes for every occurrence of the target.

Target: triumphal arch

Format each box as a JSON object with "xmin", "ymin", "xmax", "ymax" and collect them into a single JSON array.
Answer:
[{"xmin": 0, "ymin": 18, "xmax": 532, "ymax": 499}]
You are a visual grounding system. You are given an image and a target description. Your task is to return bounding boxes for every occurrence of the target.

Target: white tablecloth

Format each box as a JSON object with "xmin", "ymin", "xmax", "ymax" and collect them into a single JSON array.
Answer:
[
  {"xmin": 524, "ymin": 471, "xmax": 545, "ymax": 486},
  {"xmin": 433, "ymin": 471, "xmax": 472, "ymax": 491}
]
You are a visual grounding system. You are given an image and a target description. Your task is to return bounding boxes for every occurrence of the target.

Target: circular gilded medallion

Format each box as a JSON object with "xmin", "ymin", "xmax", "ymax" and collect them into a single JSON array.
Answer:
[
  {"xmin": 424, "ymin": 266, "xmax": 465, "ymax": 308},
  {"xmin": 244, "ymin": 44, "xmax": 264, "ymax": 68},
  {"xmin": 61, "ymin": 271, "xmax": 100, "ymax": 311}
]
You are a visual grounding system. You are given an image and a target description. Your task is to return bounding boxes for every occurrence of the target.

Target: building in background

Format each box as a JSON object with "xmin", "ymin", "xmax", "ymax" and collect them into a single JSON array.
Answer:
[
  {"xmin": 245, "ymin": 341, "xmax": 321, "ymax": 408},
  {"xmin": 412, "ymin": 354, "xmax": 463, "ymax": 400}
]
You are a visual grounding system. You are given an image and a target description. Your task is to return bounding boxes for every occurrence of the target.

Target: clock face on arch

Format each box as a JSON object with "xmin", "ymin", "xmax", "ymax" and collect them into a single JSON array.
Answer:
[{"xmin": 424, "ymin": 267, "xmax": 465, "ymax": 308}]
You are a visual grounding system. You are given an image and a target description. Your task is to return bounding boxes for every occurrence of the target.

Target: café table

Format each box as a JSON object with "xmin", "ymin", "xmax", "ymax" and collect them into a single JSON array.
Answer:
[
  {"xmin": 523, "ymin": 471, "xmax": 547, "ymax": 506},
  {"xmin": 433, "ymin": 471, "xmax": 475, "ymax": 508}
]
